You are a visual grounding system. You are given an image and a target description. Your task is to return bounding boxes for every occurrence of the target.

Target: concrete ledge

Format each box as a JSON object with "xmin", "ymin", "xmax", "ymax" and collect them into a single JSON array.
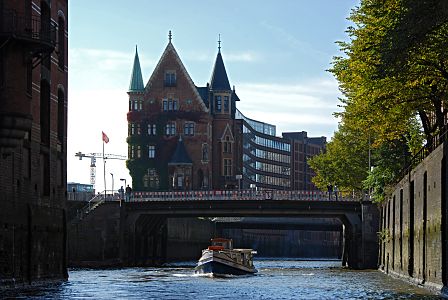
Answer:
[{"xmin": 379, "ymin": 269, "xmax": 443, "ymax": 296}]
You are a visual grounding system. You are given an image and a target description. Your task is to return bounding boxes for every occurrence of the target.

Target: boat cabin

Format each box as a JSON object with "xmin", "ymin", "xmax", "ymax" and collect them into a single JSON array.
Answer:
[{"xmin": 210, "ymin": 238, "xmax": 233, "ymax": 250}]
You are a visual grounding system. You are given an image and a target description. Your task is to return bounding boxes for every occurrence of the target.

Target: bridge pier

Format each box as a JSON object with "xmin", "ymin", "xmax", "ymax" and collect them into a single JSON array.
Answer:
[
  {"xmin": 342, "ymin": 202, "xmax": 379, "ymax": 269},
  {"xmin": 119, "ymin": 206, "xmax": 168, "ymax": 266}
]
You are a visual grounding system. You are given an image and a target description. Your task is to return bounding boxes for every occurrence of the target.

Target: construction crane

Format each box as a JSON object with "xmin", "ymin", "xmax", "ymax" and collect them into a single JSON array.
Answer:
[{"xmin": 75, "ymin": 151, "xmax": 127, "ymax": 185}]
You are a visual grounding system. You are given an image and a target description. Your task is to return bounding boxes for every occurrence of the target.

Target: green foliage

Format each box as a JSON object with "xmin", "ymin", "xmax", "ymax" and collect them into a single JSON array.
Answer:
[
  {"xmin": 310, "ymin": 0, "xmax": 447, "ymax": 200},
  {"xmin": 377, "ymin": 228, "xmax": 391, "ymax": 242}
]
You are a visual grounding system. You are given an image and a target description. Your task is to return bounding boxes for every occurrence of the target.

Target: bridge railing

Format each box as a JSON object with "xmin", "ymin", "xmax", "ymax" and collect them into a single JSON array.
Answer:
[{"xmin": 127, "ymin": 189, "xmax": 359, "ymax": 202}]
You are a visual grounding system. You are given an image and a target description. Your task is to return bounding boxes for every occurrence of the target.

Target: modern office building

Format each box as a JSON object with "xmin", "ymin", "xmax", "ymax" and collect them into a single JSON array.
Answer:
[
  {"xmin": 126, "ymin": 34, "xmax": 325, "ymax": 191},
  {"xmin": 0, "ymin": 0, "xmax": 68, "ymax": 284}
]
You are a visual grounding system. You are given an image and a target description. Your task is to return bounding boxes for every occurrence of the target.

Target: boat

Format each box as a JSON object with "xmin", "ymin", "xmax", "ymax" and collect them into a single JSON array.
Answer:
[{"xmin": 195, "ymin": 238, "xmax": 257, "ymax": 276}]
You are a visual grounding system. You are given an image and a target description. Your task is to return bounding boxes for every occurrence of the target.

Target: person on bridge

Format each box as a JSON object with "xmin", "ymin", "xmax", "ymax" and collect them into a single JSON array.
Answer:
[
  {"xmin": 119, "ymin": 186, "xmax": 125, "ymax": 200},
  {"xmin": 334, "ymin": 185, "xmax": 339, "ymax": 201},
  {"xmin": 327, "ymin": 184, "xmax": 333, "ymax": 200},
  {"xmin": 125, "ymin": 185, "xmax": 132, "ymax": 202}
]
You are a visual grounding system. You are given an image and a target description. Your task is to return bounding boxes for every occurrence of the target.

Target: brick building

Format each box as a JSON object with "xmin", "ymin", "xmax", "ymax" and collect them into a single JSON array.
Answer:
[
  {"xmin": 0, "ymin": 0, "xmax": 68, "ymax": 285},
  {"xmin": 126, "ymin": 34, "xmax": 325, "ymax": 191}
]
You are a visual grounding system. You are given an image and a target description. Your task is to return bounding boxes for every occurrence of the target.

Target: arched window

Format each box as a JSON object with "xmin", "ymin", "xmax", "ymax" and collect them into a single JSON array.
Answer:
[
  {"xmin": 58, "ymin": 13, "xmax": 66, "ymax": 69},
  {"xmin": 41, "ymin": 2, "xmax": 51, "ymax": 69},
  {"xmin": 57, "ymin": 87, "xmax": 65, "ymax": 144},
  {"xmin": 40, "ymin": 80, "xmax": 50, "ymax": 145}
]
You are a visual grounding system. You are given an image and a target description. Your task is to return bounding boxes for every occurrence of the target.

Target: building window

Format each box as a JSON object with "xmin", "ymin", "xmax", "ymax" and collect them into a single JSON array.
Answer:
[
  {"xmin": 163, "ymin": 98, "xmax": 178, "ymax": 111},
  {"xmin": 57, "ymin": 88, "xmax": 65, "ymax": 144},
  {"xmin": 184, "ymin": 122, "xmax": 195, "ymax": 136},
  {"xmin": 58, "ymin": 15, "xmax": 65, "ymax": 69},
  {"xmin": 202, "ymin": 144, "xmax": 209, "ymax": 162},
  {"xmin": 223, "ymin": 136, "xmax": 232, "ymax": 153},
  {"xmin": 215, "ymin": 96, "xmax": 222, "ymax": 112},
  {"xmin": 40, "ymin": 80, "xmax": 50, "ymax": 145},
  {"xmin": 224, "ymin": 96, "xmax": 229, "ymax": 112},
  {"xmin": 148, "ymin": 124, "xmax": 157, "ymax": 135},
  {"xmin": 166, "ymin": 122, "xmax": 176, "ymax": 136},
  {"xmin": 148, "ymin": 145, "xmax": 155, "ymax": 158},
  {"xmin": 164, "ymin": 71, "xmax": 176, "ymax": 86},
  {"xmin": 149, "ymin": 168, "xmax": 160, "ymax": 188},
  {"xmin": 137, "ymin": 145, "xmax": 141, "ymax": 158},
  {"xmin": 223, "ymin": 159, "xmax": 232, "ymax": 176},
  {"xmin": 129, "ymin": 145, "xmax": 135, "ymax": 158},
  {"xmin": 130, "ymin": 123, "xmax": 135, "ymax": 135},
  {"xmin": 137, "ymin": 123, "xmax": 141, "ymax": 135}
]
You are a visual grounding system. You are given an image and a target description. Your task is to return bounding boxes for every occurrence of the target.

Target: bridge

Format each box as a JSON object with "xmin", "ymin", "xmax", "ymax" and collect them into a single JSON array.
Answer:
[{"xmin": 118, "ymin": 189, "xmax": 379, "ymax": 269}]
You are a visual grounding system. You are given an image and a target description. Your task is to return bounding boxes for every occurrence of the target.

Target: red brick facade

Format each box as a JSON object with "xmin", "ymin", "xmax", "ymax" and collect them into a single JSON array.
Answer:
[
  {"xmin": 127, "ymin": 41, "xmax": 242, "ymax": 191},
  {"xmin": 0, "ymin": 0, "xmax": 68, "ymax": 284}
]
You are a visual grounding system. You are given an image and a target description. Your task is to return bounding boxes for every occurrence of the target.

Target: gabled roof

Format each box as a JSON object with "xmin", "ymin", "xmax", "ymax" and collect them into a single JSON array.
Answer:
[
  {"xmin": 128, "ymin": 46, "xmax": 144, "ymax": 92},
  {"xmin": 210, "ymin": 51, "xmax": 231, "ymax": 91},
  {"xmin": 145, "ymin": 42, "xmax": 208, "ymax": 112},
  {"xmin": 168, "ymin": 137, "xmax": 193, "ymax": 165}
]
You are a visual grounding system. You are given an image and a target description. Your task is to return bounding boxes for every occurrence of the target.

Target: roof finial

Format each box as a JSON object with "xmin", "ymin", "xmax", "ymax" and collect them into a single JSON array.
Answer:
[
  {"xmin": 218, "ymin": 34, "xmax": 221, "ymax": 52},
  {"xmin": 169, "ymin": 30, "xmax": 172, "ymax": 43}
]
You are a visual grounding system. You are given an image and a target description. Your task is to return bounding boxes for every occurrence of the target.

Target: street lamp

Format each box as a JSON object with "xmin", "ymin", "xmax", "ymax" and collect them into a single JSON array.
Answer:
[
  {"xmin": 120, "ymin": 178, "xmax": 126, "ymax": 188},
  {"xmin": 110, "ymin": 173, "xmax": 114, "ymax": 198}
]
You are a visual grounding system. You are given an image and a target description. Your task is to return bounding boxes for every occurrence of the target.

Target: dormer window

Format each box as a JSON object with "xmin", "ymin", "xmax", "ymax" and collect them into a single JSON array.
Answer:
[{"xmin": 164, "ymin": 71, "xmax": 176, "ymax": 87}]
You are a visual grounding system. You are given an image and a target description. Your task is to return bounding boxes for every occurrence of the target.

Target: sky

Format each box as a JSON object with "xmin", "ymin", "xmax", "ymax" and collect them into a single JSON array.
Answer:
[{"xmin": 67, "ymin": 0, "xmax": 359, "ymax": 191}]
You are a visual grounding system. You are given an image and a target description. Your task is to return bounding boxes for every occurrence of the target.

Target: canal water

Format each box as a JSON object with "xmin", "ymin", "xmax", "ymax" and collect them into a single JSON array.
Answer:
[{"xmin": 1, "ymin": 260, "xmax": 443, "ymax": 299}]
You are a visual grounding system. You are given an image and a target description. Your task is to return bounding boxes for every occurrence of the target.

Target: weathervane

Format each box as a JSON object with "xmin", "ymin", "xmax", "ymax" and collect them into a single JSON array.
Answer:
[
  {"xmin": 218, "ymin": 34, "xmax": 221, "ymax": 52},
  {"xmin": 169, "ymin": 30, "xmax": 172, "ymax": 43}
]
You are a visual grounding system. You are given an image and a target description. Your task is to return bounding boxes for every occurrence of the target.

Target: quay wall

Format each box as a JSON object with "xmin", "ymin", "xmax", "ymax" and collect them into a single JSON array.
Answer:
[{"xmin": 380, "ymin": 142, "xmax": 446, "ymax": 292}]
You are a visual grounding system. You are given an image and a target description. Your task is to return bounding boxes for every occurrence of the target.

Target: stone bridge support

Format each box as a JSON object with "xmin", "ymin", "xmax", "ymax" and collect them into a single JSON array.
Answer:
[
  {"xmin": 119, "ymin": 208, "xmax": 167, "ymax": 266},
  {"xmin": 342, "ymin": 202, "xmax": 379, "ymax": 269}
]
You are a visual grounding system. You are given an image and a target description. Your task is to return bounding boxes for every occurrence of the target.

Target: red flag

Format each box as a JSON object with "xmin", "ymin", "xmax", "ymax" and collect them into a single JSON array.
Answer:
[{"xmin": 102, "ymin": 131, "xmax": 109, "ymax": 143}]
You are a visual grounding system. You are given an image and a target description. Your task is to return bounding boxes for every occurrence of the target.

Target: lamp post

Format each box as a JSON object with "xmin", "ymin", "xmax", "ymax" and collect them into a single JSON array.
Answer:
[
  {"xmin": 120, "ymin": 178, "xmax": 126, "ymax": 188},
  {"xmin": 120, "ymin": 178, "xmax": 127, "ymax": 201},
  {"xmin": 110, "ymin": 173, "xmax": 114, "ymax": 199}
]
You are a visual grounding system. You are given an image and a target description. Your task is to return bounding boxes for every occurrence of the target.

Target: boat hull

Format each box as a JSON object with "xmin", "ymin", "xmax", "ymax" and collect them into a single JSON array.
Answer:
[
  {"xmin": 195, "ymin": 249, "xmax": 257, "ymax": 276},
  {"xmin": 195, "ymin": 260, "xmax": 256, "ymax": 276}
]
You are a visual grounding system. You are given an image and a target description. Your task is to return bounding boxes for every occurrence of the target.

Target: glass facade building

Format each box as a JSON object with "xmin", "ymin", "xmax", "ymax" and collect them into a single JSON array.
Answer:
[
  {"xmin": 236, "ymin": 109, "xmax": 326, "ymax": 191},
  {"xmin": 237, "ymin": 109, "xmax": 292, "ymax": 190}
]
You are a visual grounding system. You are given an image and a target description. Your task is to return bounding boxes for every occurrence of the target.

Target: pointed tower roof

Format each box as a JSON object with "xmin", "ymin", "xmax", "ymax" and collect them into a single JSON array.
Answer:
[
  {"xmin": 168, "ymin": 137, "xmax": 193, "ymax": 165},
  {"xmin": 128, "ymin": 46, "xmax": 144, "ymax": 92},
  {"xmin": 210, "ymin": 40, "xmax": 231, "ymax": 91}
]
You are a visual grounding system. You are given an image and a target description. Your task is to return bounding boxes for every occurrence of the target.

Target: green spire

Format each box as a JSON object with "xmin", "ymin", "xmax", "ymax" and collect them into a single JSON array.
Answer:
[{"xmin": 128, "ymin": 45, "xmax": 144, "ymax": 92}]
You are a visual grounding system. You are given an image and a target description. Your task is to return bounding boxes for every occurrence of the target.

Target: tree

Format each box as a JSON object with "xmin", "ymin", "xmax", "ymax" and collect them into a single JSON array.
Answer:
[{"xmin": 309, "ymin": 0, "xmax": 446, "ymax": 201}]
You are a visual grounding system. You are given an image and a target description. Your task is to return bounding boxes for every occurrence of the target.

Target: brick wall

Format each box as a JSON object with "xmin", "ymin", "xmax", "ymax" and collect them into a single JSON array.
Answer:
[{"xmin": 380, "ymin": 142, "xmax": 445, "ymax": 290}]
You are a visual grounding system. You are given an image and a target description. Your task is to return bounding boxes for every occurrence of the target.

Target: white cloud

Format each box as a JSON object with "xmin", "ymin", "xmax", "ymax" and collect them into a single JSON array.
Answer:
[{"xmin": 235, "ymin": 79, "xmax": 341, "ymax": 135}]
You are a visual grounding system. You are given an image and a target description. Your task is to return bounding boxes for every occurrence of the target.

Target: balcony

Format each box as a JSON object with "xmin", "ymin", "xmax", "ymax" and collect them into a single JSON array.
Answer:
[{"xmin": 0, "ymin": 9, "xmax": 56, "ymax": 50}]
